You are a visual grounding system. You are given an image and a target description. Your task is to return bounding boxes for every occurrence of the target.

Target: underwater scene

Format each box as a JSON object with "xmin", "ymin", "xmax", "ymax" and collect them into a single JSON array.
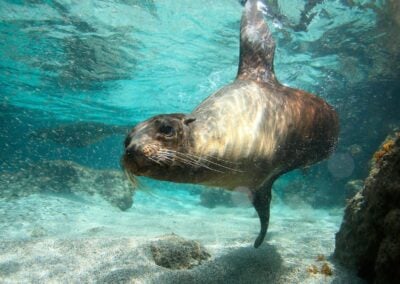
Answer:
[{"xmin": 1, "ymin": 0, "xmax": 400, "ymax": 283}]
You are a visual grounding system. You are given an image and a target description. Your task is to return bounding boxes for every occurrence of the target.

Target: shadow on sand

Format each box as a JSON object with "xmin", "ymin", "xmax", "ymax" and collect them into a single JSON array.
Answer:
[{"xmin": 154, "ymin": 244, "xmax": 287, "ymax": 284}]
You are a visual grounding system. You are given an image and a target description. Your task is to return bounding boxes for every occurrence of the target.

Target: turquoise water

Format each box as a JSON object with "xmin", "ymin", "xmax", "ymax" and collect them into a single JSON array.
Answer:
[{"xmin": 1, "ymin": 0, "xmax": 399, "ymax": 282}]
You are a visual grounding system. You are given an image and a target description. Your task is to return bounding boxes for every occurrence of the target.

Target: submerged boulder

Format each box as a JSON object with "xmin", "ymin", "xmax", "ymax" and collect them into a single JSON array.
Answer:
[
  {"xmin": 199, "ymin": 188, "xmax": 235, "ymax": 208},
  {"xmin": 334, "ymin": 133, "xmax": 400, "ymax": 283},
  {"xmin": 30, "ymin": 122, "xmax": 130, "ymax": 148},
  {"xmin": 0, "ymin": 160, "xmax": 134, "ymax": 210},
  {"xmin": 150, "ymin": 234, "xmax": 211, "ymax": 270}
]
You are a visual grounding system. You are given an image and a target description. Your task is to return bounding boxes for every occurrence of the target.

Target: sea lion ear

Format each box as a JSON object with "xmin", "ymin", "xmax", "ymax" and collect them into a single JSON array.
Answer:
[{"xmin": 183, "ymin": 117, "xmax": 196, "ymax": 125}]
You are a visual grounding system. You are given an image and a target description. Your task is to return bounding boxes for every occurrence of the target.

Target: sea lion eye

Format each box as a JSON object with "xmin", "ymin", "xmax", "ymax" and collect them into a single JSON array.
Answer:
[{"xmin": 159, "ymin": 124, "xmax": 174, "ymax": 136}]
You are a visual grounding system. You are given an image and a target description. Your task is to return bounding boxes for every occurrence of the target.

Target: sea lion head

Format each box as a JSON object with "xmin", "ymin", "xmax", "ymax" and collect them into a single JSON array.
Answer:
[{"xmin": 122, "ymin": 113, "xmax": 196, "ymax": 179}]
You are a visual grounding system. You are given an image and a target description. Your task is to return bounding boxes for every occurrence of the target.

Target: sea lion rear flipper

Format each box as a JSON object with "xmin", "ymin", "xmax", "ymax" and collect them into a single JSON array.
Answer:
[
  {"xmin": 237, "ymin": 0, "xmax": 277, "ymax": 83},
  {"xmin": 252, "ymin": 181, "xmax": 273, "ymax": 248}
]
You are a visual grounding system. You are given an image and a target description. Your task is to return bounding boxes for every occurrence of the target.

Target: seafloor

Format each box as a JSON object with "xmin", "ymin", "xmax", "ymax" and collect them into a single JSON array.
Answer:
[{"xmin": 0, "ymin": 180, "xmax": 364, "ymax": 283}]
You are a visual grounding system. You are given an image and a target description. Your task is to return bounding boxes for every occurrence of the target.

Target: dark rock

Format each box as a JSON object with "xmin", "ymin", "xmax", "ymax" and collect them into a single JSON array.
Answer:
[
  {"xmin": 199, "ymin": 188, "xmax": 235, "ymax": 208},
  {"xmin": 94, "ymin": 171, "xmax": 134, "ymax": 210},
  {"xmin": 344, "ymin": 179, "xmax": 364, "ymax": 199},
  {"xmin": 199, "ymin": 187, "xmax": 252, "ymax": 208},
  {"xmin": 334, "ymin": 133, "xmax": 400, "ymax": 283},
  {"xmin": 273, "ymin": 168, "xmax": 341, "ymax": 208},
  {"xmin": 0, "ymin": 261, "xmax": 20, "ymax": 276},
  {"xmin": 0, "ymin": 160, "xmax": 135, "ymax": 211},
  {"xmin": 30, "ymin": 122, "xmax": 130, "ymax": 148},
  {"xmin": 150, "ymin": 234, "xmax": 211, "ymax": 270}
]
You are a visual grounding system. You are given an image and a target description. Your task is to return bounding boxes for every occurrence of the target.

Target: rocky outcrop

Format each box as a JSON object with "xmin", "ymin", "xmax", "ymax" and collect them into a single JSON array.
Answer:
[
  {"xmin": 150, "ymin": 234, "xmax": 211, "ymax": 269},
  {"xmin": 0, "ymin": 160, "xmax": 135, "ymax": 210},
  {"xmin": 344, "ymin": 179, "xmax": 364, "ymax": 199},
  {"xmin": 334, "ymin": 133, "xmax": 400, "ymax": 283}
]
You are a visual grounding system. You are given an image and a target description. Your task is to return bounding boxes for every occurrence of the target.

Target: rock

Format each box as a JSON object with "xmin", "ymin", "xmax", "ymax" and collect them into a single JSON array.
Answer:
[
  {"xmin": 0, "ymin": 160, "xmax": 135, "ymax": 211},
  {"xmin": 273, "ymin": 168, "xmax": 341, "ymax": 208},
  {"xmin": 0, "ymin": 261, "xmax": 20, "ymax": 277},
  {"xmin": 334, "ymin": 133, "xmax": 400, "ymax": 283},
  {"xmin": 199, "ymin": 188, "xmax": 235, "ymax": 208},
  {"xmin": 30, "ymin": 226, "xmax": 48, "ymax": 238},
  {"xmin": 348, "ymin": 144, "xmax": 362, "ymax": 156},
  {"xmin": 199, "ymin": 187, "xmax": 252, "ymax": 208},
  {"xmin": 344, "ymin": 179, "xmax": 364, "ymax": 199},
  {"xmin": 94, "ymin": 171, "xmax": 134, "ymax": 210},
  {"xmin": 150, "ymin": 234, "xmax": 211, "ymax": 270},
  {"xmin": 30, "ymin": 122, "xmax": 130, "ymax": 148}
]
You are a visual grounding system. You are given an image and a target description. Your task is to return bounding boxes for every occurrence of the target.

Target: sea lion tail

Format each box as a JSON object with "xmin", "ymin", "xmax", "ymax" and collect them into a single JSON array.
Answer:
[
  {"xmin": 252, "ymin": 180, "xmax": 273, "ymax": 248},
  {"xmin": 236, "ymin": 0, "xmax": 277, "ymax": 84}
]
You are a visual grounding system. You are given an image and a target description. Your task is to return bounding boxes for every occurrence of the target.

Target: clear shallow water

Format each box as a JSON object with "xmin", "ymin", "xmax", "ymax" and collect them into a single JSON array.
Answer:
[
  {"xmin": 1, "ymin": 0, "xmax": 399, "ymax": 282},
  {"xmin": 0, "ymin": 0, "xmax": 389, "ymax": 122}
]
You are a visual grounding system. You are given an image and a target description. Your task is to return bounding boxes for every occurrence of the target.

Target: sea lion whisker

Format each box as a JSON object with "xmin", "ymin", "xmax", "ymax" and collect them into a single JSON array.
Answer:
[
  {"xmin": 172, "ymin": 153, "xmax": 225, "ymax": 173},
  {"xmin": 188, "ymin": 152, "xmax": 239, "ymax": 165},
  {"xmin": 159, "ymin": 150, "xmax": 224, "ymax": 173},
  {"xmin": 163, "ymin": 149, "xmax": 243, "ymax": 173},
  {"xmin": 148, "ymin": 156, "xmax": 163, "ymax": 166},
  {"xmin": 155, "ymin": 151, "xmax": 177, "ymax": 165},
  {"xmin": 166, "ymin": 153, "xmax": 203, "ymax": 167},
  {"xmin": 156, "ymin": 154, "xmax": 175, "ymax": 165},
  {"xmin": 157, "ymin": 150, "xmax": 175, "ymax": 159},
  {"xmin": 160, "ymin": 153, "xmax": 201, "ymax": 169},
  {"xmin": 124, "ymin": 169, "xmax": 139, "ymax": 188},
  {"xmin": 124, "ymin": 169, "xmax": 154, "ymax": 193},
  {"xmin": 160, "ymin": 149, "xmax": 227, "ymax": 172},
  {"xmin": 184, "ymin": 153, "xmax": 244, "ymax": 173},
  {"xmin": 164, "ymin": 148, "xmax": 238, "ymax": 165},
  {"xmin": 159, "ymin": 149, "xmax": 206, "ymax": 165}
]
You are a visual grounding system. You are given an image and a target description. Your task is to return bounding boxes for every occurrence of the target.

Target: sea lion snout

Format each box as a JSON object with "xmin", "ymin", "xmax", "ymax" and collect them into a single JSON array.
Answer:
[
  {"xmin": 124, "ymin": 144, "xmax": 141, "ymax": 159},
  {"xmin": 123, "ymin": 144, "xmax": 147, "ymax": 174},
  {"xmin": 122, "ymin": 113, "xmax": 196, "ymax": 173}
]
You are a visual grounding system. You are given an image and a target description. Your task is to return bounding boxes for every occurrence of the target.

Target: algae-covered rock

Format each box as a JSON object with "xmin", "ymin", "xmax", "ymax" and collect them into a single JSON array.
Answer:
[
  {"xmin": 0, "ymin": 160, "xmax": 134, "ymax": 210},
  {"xmin": 150, "ymin": 234, "xmax": 211, "ymax": 270},
  {"xmin": 344, "ymin": 179, "xmax": 364, "ymax": 199},
  {"xmin": 334, "ymin": 133, "xmax": 400, "ymax": 283}
]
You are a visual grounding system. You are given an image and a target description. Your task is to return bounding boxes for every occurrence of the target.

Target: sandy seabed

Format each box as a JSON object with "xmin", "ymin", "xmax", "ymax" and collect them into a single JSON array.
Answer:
[{"xmin": 0, "ymin": 185, "xmax": 364, "ymax": 283}]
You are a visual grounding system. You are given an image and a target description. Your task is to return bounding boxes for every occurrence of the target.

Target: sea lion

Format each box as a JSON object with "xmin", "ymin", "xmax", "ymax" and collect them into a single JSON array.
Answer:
[{"xmin": 122, "ymin": 0, "xmax": 339, "ymax": 248}]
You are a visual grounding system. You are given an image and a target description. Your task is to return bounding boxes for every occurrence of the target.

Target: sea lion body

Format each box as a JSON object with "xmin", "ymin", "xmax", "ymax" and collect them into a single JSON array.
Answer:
[
  {"xmin": 122, "ymin": 0, "xmax": 339, "ymax": 248},
  {"xmin": 190, "ymin": 79, "xmax": 337, "ymax": 189}
]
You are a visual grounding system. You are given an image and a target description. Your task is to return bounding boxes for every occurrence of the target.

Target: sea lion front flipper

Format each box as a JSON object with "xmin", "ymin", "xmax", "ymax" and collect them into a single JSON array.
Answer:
[
  {"xmin": 252, "ymin": 181, "xmax": 273, "ymax": 248},
  {"xmin": 237, "ymin": 0, "xmax": 277, "ymax": 84}
]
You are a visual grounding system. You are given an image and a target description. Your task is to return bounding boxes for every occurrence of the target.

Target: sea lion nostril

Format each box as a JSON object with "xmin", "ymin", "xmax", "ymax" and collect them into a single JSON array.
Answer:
[{"xmin": 125, "ymin": 145, "xmax": 139, "ymax": 157}]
